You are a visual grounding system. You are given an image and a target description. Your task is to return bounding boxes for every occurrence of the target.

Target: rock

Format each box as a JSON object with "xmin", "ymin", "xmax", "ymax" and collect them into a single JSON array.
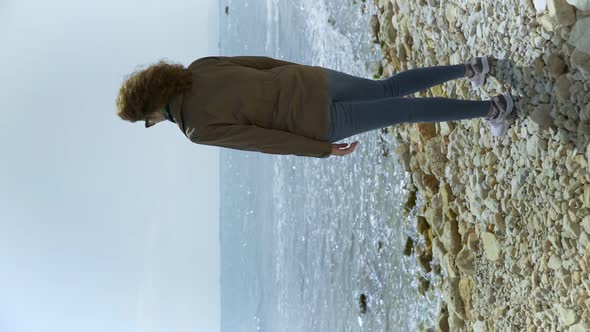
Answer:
[
  {"xmin": 412, "ymin": 169, "xmax": 425, "ymax": 191},
  {"xmin": 557, "ymin": 305, "xmax": 578, "ymax": 326},
  {"xmin": 566, "ymin": 0, "xmax": 590, "ymax": 10},
  {"xmin": 455, "ymin": 246, "xmax": 476, "ymax": 275},
  {"xmin": 382, "ymin": 63, "xmax": 397, "ymax": 78},
  {"xmin": 448, "ymin": 311, "xmax": 465, "ymax": 331},
  {"xmin": 483, "ymin": 197, "xmax": 500, "ymax": 213},
  {"xmin": 417, "ymin": 216, "xmax": 430, "ymax": 234},
  {"xmin": 569, "ymin": 17, "xmax": 590, "ymax": 54},
  {"xmin": 511, "ymin": 169, "xmax": 529, "ymax": 197},
  {"xmin": 437, "ymin": 311, "xmax": 449, "ymax": 332},
  {"xmin": 571, "ymin": 49, "xmax": 590, "ymax": 78},
  {"xmin": 458, "ymin": 278, "xmax": 472, "ymax": 320},
  {"xmin": 426, "ymin": 206, "xmax": 444, "ymax": 238},
  {"xmin": 432, "ymin": 238, "xmax": 447, "ymax": 265},
  {"xmin": 530, "ymin": 104, "xmax": 554, "ymax": 130},
  {"xmin": 378, "ymin": 5, "xmax": 397, "ymax": 47},
  {"xmin": 359, "ymin": 293, "xmax": 368, "ymax": 314},
  {"xmin": 374, "ymin": 1, "xmax": 590, "ymax": 327},
  {"xmin": 563, "ymin": 215, "xmax": 582, "ymax": 238},
  {"xmin": 395, "ymin": 143, "xmax": 411, "ymax": 172},
  {"xmin": 445, "ymin": 4, "xmax": 459, "ymax": 27},
  {"xmin": 370, "ymin": 15, "xmax": 380, "ymax": 41},
  {"xmin": 473, "ymin": 321, "xmax": 486, "ymax": 332},
  {"xmin": 582, "ymin": 215, "xmax": 590, "ymax": 234},
  {"xmin": 422, "ymin": 173, "xmax": 440, "ymax": 198},
  {"xmin": 398, "ymin": 15, "xmax": 412, "ymax": 46},
  {"xmin": 584, "ymin": 185, "xmax": 590, "ymax": 208},
  {"xmin": 548, "ymin": 0, "xmax": 576, "ymax": 26},
  {"xmin": 396, "ymin": 0, "xmax": 411, "ymax": 15},
  {"xmin": 547, "ymin": 53, "xmax": 566, "ymax": 78},
  {"xmin": 554, "ymin": 74, "xmax": 572, "ymax": 103},
  {"xmin": 415, "ymin": 151, "xmax": 429, "ymax": 174},
  {"xmin": 538, "ymin": 0, "xmax": 576, "ymax": 31},
  {"xmin": 444, "ymin": 253, "xmax": 458, "ymax": 278},
  {"xmin": 579, "ymin": 122, "xmax": 590, "ymax": 137},
  {"xmin": 558, "ymin": 267, "xmax": 572, "ymax": 288},
  {"xmin": 580, "ymin": 233, "xmax": 590, "ymax": 255},
  {"xmin": 548, "ymin": 254, "xmax": 563, "ymax": 270},
  {"xmin": 418, "ymin": 276, "xmax": 430, "ymax": 295},
  {"xmin": 418, "ymin": 251, "xmax": 433, "ymax": 273},
  {"xmin": 481, "ymin": 232, "xmax": 500, "ymax": 261},
  {"xmin": 404, "ymin": 188, "xmax": 417, "ymax": 215},
  {"xmin": 534, "ymin": 0, "xmax": 548, "ymax": 12},
  {"xmin": 417, "ymin": 123, "xmax": 437, "ymax": 142},
  {"xmin": 439, "ymin": 122, "xmax": 454, "ymax": 136},
  {"xmin": 424, "ymin": 138, "xmax": 448, "ymax": 179},
  {"xmin": 442, "ymin": 218, "xmax": 461, "ymax": 255},
  {"xmin": 569, "ymin": 320, "xmax": 590, "ymax": 331},
  {"xmin": 526, "ymin": 135, "xmax": 546, "ymax": 158},
  {"xmin": 448, "ymin": 277, "xmax": 466, "ymax": 319},
  {"xmin": 538, "ymin": 14, "xmax": 560, "ymax": 31},
  {"xmin": 439, "ymin": 182, "xmax": 452, "ymax": 208},
  {"xmin": 376, "ymin": 0, "xmax": 388, "ymax": 8},
  {"xmin": 403, "ymin": 236, "xmax": 414, "ymax": 256}
]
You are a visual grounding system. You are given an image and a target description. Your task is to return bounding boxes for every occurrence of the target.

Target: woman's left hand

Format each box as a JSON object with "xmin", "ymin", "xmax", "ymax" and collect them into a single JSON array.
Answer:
[{"xmin": 330, "ymin": 141, "xmax": 359, "ymax": 156}]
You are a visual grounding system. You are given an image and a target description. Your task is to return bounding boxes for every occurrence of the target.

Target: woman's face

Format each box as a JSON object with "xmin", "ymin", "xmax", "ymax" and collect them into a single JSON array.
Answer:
[{"xmin": 144, "ymin": 111, "xmax": 167, "ymax": 128}]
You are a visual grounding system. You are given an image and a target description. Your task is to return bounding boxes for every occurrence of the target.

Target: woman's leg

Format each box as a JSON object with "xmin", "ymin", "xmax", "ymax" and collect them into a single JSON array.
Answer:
[
  {"xmin": 325, "ymin": 64, "xmax": 466, "ymax": 101},
  {"xmin": 326, "ymin": 96, "xmax": 490, "ymax": 142}
]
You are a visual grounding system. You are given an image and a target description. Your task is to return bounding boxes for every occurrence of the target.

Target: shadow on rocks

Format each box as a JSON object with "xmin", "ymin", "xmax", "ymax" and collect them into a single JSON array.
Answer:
[{"xmin": 489, "ymin": 55, "xmax": 590, "ymax": 154}]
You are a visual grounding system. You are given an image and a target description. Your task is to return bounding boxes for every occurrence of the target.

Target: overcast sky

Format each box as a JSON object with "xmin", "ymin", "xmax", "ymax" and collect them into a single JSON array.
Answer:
[{"xmin": 0, "ymin": 1, "xmax": 220, "ymax": 331}]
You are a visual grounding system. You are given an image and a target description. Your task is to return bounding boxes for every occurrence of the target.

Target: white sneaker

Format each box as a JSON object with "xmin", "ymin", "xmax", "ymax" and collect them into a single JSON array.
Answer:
[
  {"xmin": 466, "ymin": 56, "xmax": 490, "ymax": 88},
  {"xmin": 486, "ymin": 93, "xmax": 514, "ymax": 137}
]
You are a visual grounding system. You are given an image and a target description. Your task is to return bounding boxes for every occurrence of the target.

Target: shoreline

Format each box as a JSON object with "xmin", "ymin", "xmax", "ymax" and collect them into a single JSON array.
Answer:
[{"xmin": 370, "ymin": 0, "xmax": 590, "ymax": 330}]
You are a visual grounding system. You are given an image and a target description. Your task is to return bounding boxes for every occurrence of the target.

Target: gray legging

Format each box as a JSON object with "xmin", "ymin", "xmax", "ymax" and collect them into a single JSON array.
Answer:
[{"xmin": 323, "ymin": 64, "xmax": 491, "ymax": 142}]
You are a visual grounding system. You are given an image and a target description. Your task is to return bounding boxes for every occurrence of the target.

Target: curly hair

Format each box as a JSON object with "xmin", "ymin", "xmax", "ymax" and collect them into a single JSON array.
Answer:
[{"xmin": 116, "ymin": 60, "xmax": 193, "ymax": 123}]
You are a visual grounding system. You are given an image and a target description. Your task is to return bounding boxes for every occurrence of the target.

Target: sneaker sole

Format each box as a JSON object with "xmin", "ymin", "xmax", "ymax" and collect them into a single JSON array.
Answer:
[
  {"xmin": 490, "ymin": 92, "xmax": 514, "ymax": 137},
  {"xmin": 471, "ymin": 56, "xmax": 490, "ymax": 88},
  {"xmin": 503, "ymin": 92, "xmax": 514, "ymax": 117}
]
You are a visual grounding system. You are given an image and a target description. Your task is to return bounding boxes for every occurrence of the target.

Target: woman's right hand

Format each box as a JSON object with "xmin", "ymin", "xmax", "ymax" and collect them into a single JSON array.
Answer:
[{"xmin": 330, "ymin": 141, "xmax": 359, "ymax": 156}]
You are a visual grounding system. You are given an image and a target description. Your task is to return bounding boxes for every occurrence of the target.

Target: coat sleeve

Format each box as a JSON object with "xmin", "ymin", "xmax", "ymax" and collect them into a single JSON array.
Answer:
[
  {"xmin": 192, "ymin": 124, "xmax": 332, "ymax": 158},
  {"xmin": 219, "ymin": 56, "xmax": 298, "ymax": 70}
]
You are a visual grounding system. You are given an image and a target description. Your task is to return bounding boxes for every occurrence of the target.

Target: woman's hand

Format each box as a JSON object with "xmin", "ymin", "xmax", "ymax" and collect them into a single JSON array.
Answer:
[{"xmin": 331, "ymin": 141, "xmax": 359, "ymax": 156}]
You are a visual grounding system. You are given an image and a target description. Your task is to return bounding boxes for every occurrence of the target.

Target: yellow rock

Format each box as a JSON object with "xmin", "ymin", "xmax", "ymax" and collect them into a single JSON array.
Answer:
[
  {"xmin": 458, "ymin": 278, "xmax": 473, "ymax": 321},
  {"xmin": 426, "ymin": 37, "xmax": 434, "ymax": 49},
  {"xmin": 445, "ymin": 253, "xmax": 457, "ymax": 278},
  {"xmin": 455, "ymin": 246, "xmax": 476, "ymax": 275},
  {"xmin": 422, "ymin": 173, "xmax": 440, "ymax": 198},
  {"xmin": 439, "ymin": 182, "xmax": 452, "ymax": 206},
  {"xmin": 431, "ymin": 85, "xmax": 445, "ymax": 97},
  {"xmin": 399, "ymin": 15, "xmax": 410, "ymax": 41},
  {"xmin": 403, "ymin": 42, "xmax": 412, "ymax": 57},
  {"xmin": 437, "ymin": 312, "xmax": 449, "ymax": 332},
  {"xmin": 481, "ymin": 231, "xmax": 500, "ymax": 261},
  {"xmin": 417, "ymin": 123, "xmax": 437, "ymax": 141},
  {"xmin": 425, "ymin": 229, "xmax": 433, "ymax": 252}
]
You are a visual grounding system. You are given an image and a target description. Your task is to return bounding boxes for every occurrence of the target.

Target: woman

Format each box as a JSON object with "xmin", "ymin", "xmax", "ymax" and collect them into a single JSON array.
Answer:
[{"xmin": 116, "ymin": 56, "xmax": 513, "ymax": 158}]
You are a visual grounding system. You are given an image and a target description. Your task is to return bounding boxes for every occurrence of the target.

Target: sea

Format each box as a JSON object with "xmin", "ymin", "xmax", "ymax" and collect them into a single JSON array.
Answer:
[{"xmin": 218, "ymin": 0, "xmax": 443, "ymax": 331}]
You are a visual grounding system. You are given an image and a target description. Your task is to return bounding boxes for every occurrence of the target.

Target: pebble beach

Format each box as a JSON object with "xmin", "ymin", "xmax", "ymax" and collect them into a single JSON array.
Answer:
[{"xmin": 370, "ymin": 0, "xmax": 590, "ymax": 330}]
